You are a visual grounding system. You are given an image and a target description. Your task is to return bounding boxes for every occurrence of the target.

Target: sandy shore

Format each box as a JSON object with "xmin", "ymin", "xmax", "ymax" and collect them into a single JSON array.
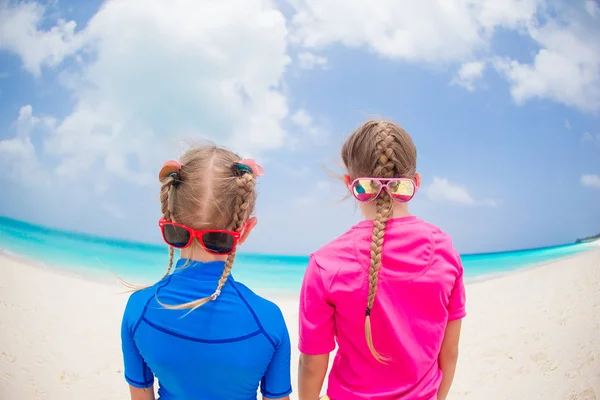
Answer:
[{"xmin": 1, "ymin": 248, "xmax": 599, "ymax": 400}]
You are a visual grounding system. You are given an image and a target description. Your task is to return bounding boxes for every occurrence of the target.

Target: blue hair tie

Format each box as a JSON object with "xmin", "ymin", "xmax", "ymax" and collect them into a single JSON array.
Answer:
[
  {"xmin": 168, "ymin": 171, "xmax": 182, "ymax": 187},
  {"xmin": 232, "ymin": 163, "xmax": 253, "ymax": 176}
]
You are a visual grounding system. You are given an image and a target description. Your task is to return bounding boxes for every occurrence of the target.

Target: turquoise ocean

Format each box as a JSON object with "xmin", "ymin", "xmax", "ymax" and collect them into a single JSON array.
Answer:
[{"xmin": 0, "ymin": 216, "xmax": 594, "ymax": 293}]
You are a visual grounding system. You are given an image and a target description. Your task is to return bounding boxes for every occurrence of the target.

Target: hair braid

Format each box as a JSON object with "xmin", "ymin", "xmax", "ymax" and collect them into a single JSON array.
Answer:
[
  {"xmin": 159, "ymin": 176, "xmax": 178, "ymax": 280},
  {"xmin": 212, "ymin": 173, "xmax": 255, "ymax": 298},
  {"xmin": 365, "ymin": 126, "xmax": 397, "ymax": 364}
]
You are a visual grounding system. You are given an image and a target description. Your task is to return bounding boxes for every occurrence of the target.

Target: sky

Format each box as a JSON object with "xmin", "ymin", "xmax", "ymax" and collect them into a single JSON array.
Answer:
[{"xmin": 0, "ymin": 0, "xmax": 599, "ymax": 256}]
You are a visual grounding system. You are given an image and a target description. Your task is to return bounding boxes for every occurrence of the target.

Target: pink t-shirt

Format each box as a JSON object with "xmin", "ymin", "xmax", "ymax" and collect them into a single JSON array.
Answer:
[{"xmin": 299, "ymin": 216, "xmax": 466, "ymax": 400}]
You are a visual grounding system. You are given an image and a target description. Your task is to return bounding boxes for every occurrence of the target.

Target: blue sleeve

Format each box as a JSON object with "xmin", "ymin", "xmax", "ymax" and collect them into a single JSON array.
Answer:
[
  {"xmin": 121, "ymin": 297, "xmax": 155, "ymax": 389},
  {"xmin": 260, "ymin": 318, "xmax": 292, "ymax": 398}
]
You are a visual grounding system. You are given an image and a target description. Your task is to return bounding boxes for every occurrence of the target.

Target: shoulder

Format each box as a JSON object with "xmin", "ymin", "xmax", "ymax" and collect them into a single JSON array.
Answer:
[
  {"xmin": 231, "ymin": 282, "xmax": 288, "ymax": 338},
  {"xmin": 313, "ymin": 224, "xmax": 358, "ymax": 262},
  {"xmin": 122, "ymin": 282, "xmax": 161, "ymax": 329},
  {"xmin": 310, "ymin": 224, "xmax": 359, "ymax": 281},
  {"xmin": 422, "ymin": 221, "xmax": 462, "ymax": 273}
]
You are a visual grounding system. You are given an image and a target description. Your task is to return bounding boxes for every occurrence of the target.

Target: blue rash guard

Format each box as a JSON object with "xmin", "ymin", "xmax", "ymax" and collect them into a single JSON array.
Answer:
[{"xmin": 121, "ymin": 259, "xmax": 292, "ymax": 400}]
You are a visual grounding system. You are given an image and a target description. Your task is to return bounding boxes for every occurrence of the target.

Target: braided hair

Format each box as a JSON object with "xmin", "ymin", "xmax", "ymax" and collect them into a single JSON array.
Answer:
[
  {"xmin": 158, "ymin": 172, "xmax": 179, "ymax": 281},
  {"xmin": 341, "ymin": 120, "xmax": 417, "ymax": 363}
]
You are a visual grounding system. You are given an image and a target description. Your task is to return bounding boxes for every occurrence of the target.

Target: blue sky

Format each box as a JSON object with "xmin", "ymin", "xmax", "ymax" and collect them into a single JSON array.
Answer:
[{"xmin": 1, "ymin": 0, "xmax": 599, "ymax": 255}]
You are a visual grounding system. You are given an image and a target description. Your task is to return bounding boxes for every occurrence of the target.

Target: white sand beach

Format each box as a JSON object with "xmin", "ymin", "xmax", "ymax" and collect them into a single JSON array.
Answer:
[{"xmin": 1, "ymin": 248, "xmax": 599, "ymax": 400}]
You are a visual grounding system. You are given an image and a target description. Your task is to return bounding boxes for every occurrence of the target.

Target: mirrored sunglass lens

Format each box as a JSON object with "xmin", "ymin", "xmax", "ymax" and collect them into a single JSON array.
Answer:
[
  {"xmin": 352, "ymin": 179, "xmax": 381, "ymax": 202},
  {"xmin": 202, "ymin": 232, "xmax": 235, "ymax": 254},
  {"xmin": 388, "ymin": 180, "xmax": 415, "ymax": 202},
  {"xmin": 163, "ymin": 224, "xmax": 191, "ymax": 248}
]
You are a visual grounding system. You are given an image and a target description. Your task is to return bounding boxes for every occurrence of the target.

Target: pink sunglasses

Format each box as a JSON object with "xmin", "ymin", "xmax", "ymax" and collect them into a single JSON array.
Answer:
[{"xmin": 348, "ymin": 177, "xmax": 417, "ymax": 203}]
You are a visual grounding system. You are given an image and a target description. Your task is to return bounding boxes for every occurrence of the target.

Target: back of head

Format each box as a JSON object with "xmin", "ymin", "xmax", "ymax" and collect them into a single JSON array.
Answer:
[
  {"xmin": 342, "ymin": 120, "xmax": 417, "ymax": 181},
  {"xmin": 161, "ymin": 145, "xmax": 256, "ymax": 231},
  {"xmin": 341, "ymin": 120, "xmax": 417, "ymax": 363},
  {"xmin": 157, "ymin": 143, "xmax": 257, "ymax": 310}
]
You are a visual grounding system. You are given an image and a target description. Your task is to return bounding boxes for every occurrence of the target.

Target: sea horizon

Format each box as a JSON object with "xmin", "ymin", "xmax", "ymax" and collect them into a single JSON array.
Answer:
[{"xmin": 0, "ymin": 215, "xmax": 595, "ymax": 293}]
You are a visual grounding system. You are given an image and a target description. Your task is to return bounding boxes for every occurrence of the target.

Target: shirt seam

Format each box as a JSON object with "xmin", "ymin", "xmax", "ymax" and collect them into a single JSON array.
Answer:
[
  {"xmin": 298, "ymin": 342, "xmax": 335, "ymax": 355},
  {"xmin": 368, "ymin": 224, "xmax": 438, "ymax": 283},
  {"xmin": 404, "ymin": 224, "xmax": 437, "ymax": 282},
  {"xmin": 262, "ymin": 386, "xmax": 293, "ymax": 397},
  {"xmin": 131, "ymin": 274, "xmax": 173, "ymax": 337},
  {"xmin": 352, "ymin": 226, "xmax": 365, "ymax": 298},
  {"xmin": 231, "ymin": 281, "xmax": 276, "ymax": 348},
  {"xmin": 129, "ymin": 275, "xmax": 173, "ymax": 387},
  {"xmin": 142, "ymin": 318, "xmax": 263, "ymax": 343},
  {"xmin": 353, "ymin": 216, "xmax": 420, "ymax": 230},
  {"xmin": 448, "ymin": 308, "xmax": 466, "ymax": 320},
  {"xmin": 312, "ymin": 254, "xmax": 339, "ymax": 306},
  {"xmin": 125, "ymin": 374, "xmax": 154, "ymax": 387}
]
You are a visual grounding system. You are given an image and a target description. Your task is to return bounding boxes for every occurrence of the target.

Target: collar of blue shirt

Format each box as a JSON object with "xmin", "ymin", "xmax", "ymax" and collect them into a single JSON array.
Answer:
[{"xmin": 173, "ymin": 258, "xmax": 229, "ymax": 279}]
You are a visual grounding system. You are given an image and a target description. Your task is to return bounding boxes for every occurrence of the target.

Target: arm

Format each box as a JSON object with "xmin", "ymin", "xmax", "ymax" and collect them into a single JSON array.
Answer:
[
  {"xmin": 437, "ymin": 319, "xmax": 462, "ymax": 400},
  {"xmin": 129, "ymin": 386, "xmax": 155, "ymax": 400},
  {"xmin": 438, "ymin": 255, "xmax": 466, "ymax": 400},
  {"xmin": 298, "ymin": 353, "xmax": 329, "ymax": 400},
  {"xmin": 297, "ymin": 256, "xmax": 336, "ymax": 400}
]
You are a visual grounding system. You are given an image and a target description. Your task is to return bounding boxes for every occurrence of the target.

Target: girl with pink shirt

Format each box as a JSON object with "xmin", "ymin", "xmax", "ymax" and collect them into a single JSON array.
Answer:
[{"xmin": 298, "ymin": 120, "xmax": 466, "ymax": 400}]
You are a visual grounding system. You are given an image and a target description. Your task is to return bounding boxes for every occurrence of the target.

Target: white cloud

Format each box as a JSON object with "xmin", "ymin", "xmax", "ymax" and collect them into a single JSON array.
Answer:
[
  {"xmin": 291, "ymin": 109, "xmax": 312, "ymax": 127},
  {"xmin": 297, "ymin": 52, "xmax": 328, "ymax": 69},
  {"xmin": 564, "ymin": 118, "xmax": 571, "ymax": 130},
  {"xmin": 0, "ymin": 0, "xmax": 300, "ymax": 186},
  {"xmin": 289, "ymin": 0, "xmax": 539, "ymax": 64},
  {"xmin": 0, "ymin": 105, "xmax": 37, "ymax": 159},
  {"xmin": 426, "ymin": 177, "xmax": 499, "ymax": 207},
  {"xmin": 0, "ymin": 1, "xmax": 84, "ymax": 77},
  {"xmin": 585, "ymin": 0, "xmax": 599, "ymax": 17},
  {"xmin": 581, "ymin": 132, "xmax": 600, "ymax": 145},
  {"xmin": 0, "ymin": 105, "xmax": 54, "ymax": 186},
  {"xmin": 493, "ymin": 3, "xmax": 600, "ymax": 114},
  {"xmin": 101, "ymin": 203, "xmax": 126, "ymax": 220},
  {"xmin": 581, "ymin": 174, "xmax": 600, "ymax": 188},
  {"xmin": 293, "ymin": 180, "xmax": 335, "ymax": 207},
  {"xmin": 290, "ymin": 109, "xmax": 329, "ymax": 146},
  {"xmin": 294, "ymin": 196, "xmax": 318, "ymax": 207},
  {"xmin": 316, "ymin": 180, "xmax": 332, "ymax": 191},
  {"xmin": 262, "ymin": 159, "xmax": 311, "ymax": 179},
  {"xmin": 451, "ymin": 61, "xmax": 487, "ymax": 91},
  {"xmin": 289, "ymin": 0, "xmax": 600, "ymax": 114}
]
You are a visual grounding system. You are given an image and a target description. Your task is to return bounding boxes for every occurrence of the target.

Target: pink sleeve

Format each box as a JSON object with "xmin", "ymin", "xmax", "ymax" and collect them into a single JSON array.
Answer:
[
  {"xmin": 447, "ymin": 263, "xmax": 466, "ymax": 321},
  {"xmin": 298, "ymin": 255, "xmax": 336, "ymax": 355}
]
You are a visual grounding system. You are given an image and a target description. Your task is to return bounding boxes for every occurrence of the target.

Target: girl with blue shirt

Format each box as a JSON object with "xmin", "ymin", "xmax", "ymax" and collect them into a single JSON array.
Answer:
[{"xmin": 121, "ymin": 144, "xmax": 292, "ymax": 400}]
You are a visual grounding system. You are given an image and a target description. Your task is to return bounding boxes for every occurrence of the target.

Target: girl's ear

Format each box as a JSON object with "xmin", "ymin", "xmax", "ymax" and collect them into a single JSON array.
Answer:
[
  {"xmin": 414, "ymin": 173, "xmax": 422, "ymax": 189},
  {"xmin": 239, "ymin": 217, "xmax": 257, "ymax": 245},
  {"xmin": 343, "ymin": 174, "xmax": 351, "ymax": 187}
]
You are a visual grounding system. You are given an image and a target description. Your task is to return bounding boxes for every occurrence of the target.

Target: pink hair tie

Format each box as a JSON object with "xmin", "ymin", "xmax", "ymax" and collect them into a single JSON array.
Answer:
[{"xmin": 159, "ymin": 160, "xmax": 183, "ymax": 182}]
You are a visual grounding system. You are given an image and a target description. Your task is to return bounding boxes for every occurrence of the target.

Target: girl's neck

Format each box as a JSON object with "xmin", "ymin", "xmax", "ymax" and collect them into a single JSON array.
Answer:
[
  {"xmin": 360, "ymin": 203, "xmax": 413, "ymax": 221},
  {"xmin": 181, "ymin": 245, "xmax": 229, "ymax": 263}
]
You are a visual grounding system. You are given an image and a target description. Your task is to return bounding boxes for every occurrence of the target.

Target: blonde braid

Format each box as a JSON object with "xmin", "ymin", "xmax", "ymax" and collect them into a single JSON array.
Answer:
[
  {"xmin": 158, "ymin": 173, "xmax": 255, "ymax": 312},
  {"xmin": 211, "ymin": 173, "xmax": 255, "ymax": 295},
  {"xmin": 365, "ymin": 127, "xmax": 396, "ymax": 363},
  {"xmin": 159, "ymin": 175, "xmax": 178, "ymax": 280}
]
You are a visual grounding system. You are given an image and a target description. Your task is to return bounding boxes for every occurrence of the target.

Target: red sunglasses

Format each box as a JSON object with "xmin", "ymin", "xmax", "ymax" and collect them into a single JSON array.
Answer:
[{"xmin": 158, "ymin": 218, "xmax": 245, "ymax": 255}]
